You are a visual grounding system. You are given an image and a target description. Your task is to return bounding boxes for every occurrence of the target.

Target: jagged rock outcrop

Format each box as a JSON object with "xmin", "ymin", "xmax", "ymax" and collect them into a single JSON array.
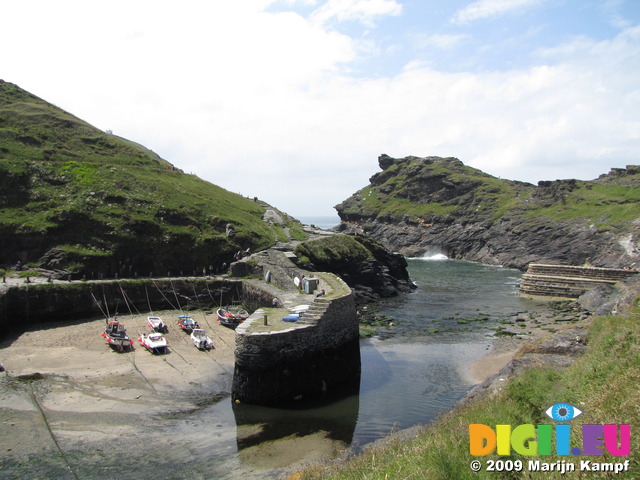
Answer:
[
  {"xmin": 336, "ymin": 154, "xmax": 640, "ymax": 270},
  {"xmin": 293, "ymin": 234, "xmax": 416, "ymax": 304}
]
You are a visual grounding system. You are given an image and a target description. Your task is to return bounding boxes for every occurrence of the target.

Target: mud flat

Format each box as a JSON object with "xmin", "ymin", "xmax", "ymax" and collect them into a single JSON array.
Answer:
[
  {"xmin": 468, "ymin": 302, "xmax": 591, "ymax": 385},
  {"xmin": 0, "ymin": 310, "xmax": 241, "ymax": 480}
]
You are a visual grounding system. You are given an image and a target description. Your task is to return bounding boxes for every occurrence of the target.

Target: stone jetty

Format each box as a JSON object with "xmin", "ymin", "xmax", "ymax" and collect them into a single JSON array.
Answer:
[{"xmin": 519, "ymin": 263, "xmax": 638, "ymax": 298}]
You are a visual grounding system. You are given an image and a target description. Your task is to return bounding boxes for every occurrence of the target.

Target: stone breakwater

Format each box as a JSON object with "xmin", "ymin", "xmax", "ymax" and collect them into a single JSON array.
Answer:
[
  {"xmin": 232, "ymin": 272, "xmax": 361, "ymax": 406},
  {"xmin": 520, "ymin": 264, "xmax": 639, "ymax": 298}
]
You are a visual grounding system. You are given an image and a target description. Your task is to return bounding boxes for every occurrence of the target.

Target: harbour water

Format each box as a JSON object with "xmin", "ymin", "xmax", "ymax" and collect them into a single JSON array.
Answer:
[
  {"xmin": 3, "ymin": 255, "xmax": 554, "ymax": 480},
  {"xmin": 159, "ymin": 256, "xmax": 550, "ymax": 478}
]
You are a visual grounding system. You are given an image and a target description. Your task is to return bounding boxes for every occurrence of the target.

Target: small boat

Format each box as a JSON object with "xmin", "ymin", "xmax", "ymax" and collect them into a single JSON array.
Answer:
[
  {"xmin": 138, "ymin": 332, "xmax": 168, "ymax": 354},
  {"xmin": 147, "ymin": 316, "xmax": 168, "ymax": 333},
  {"xmin": 177, "ymin": 314, "xmax": 199, "ymax": 333},
  {"xmin": 289, "ymin": 305, "xmax": 310, "ymax": 314},
  {"xmin": 216, "ymin": 307, "xmax": 248, "ymax": 329},
  {"xmin": 101, "ymin": 320, "xmax": 134, "ymax": 352},
  {"xmin": 190, "ymin": 329, "xmax": 213, "ymax": 350}
]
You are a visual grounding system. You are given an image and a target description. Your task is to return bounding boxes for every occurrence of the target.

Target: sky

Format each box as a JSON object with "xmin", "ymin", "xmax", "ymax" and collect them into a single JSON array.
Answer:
[{"xmin": 1, "ymin": 0, "xmax": 639, "ymax": 218}]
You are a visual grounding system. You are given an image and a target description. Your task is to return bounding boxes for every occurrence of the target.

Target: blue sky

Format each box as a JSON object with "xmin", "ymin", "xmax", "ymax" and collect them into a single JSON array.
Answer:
[{"xmin": 1, "ymin": 0, "xmax": 639, "ymax": 217}]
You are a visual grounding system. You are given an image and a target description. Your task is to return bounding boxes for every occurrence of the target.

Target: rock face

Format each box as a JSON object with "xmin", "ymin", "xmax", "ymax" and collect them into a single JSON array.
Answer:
[
  {"xmin": 0, "ymin": 80, "xmax": 304, "ymax": 278},
  {"xmin": 335, "ymin": 154, "xmax": 640, "ymax": 270},
  {"xmin": 293, "ymin": 234, "xmax": 416, "ymax": 304}
]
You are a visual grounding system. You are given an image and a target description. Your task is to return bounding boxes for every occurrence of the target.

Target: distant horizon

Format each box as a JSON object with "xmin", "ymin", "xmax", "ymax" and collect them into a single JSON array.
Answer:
[{"xmin": 294, "ymin": 214, "xmax": 341, "ymax": 229}]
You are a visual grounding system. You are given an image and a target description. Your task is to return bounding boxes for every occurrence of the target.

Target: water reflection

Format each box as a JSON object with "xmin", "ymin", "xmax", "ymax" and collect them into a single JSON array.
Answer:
[
  {"xmin": 13, "ymin": 259, "xmax": 543, "ymax": 479},
  {"xmin": 233, "ymin": 393, "xmax": 360, "ymax": 469},
  {"xmin": 352, "ymin": 339, "xmax": 486, "ymax": 446}
]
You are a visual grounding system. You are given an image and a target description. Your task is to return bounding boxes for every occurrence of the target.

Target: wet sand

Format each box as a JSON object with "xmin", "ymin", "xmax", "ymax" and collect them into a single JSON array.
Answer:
[
  {"xmin": 0, "ymin": 309, "xmax": 356, "ymax": 479},
  {"xmin": 0, "ymin": 310, "xmax": 240, "ymax": 478},
  {"xmin": 467, "ymin": 305, "xmax": 585, "ymax": 384},
  {"xmin": 468, "ymin": 350, "xmax": 516, "ymax": 384},
  {"xmin": 0, "ymin": 309, "xmax": 236, "ymax": 404},
  {"xmin": 0, "ymin": 297, "xmax": 583, "ymax": 479}
]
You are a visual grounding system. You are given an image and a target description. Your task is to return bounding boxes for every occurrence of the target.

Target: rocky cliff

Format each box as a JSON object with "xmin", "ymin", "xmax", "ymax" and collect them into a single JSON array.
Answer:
[
  {"xmin": 293, "ymin": 234, "xmax": 416, "ymax": 304},
  {"xmin": 335, "ymin": 154, "xmax": 640, "ymax": 270}
]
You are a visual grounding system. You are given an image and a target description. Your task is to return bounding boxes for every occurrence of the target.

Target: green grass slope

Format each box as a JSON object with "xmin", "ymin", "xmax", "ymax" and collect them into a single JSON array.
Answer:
[
  {"xmin": 0, "ymin": 80, "xmax": 305, "ymax": 276},
  {"xmin": 337, "ymin": 154, "xmax": 640, "ymax": 232}
]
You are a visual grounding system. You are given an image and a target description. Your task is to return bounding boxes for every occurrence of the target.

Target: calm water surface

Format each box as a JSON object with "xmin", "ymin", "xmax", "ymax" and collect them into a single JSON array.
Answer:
[
  {"xmin": 346, "ymin": 256, "xmax": 550, "ymax": 447},
  {"xmin": 175, "ymin": 257, "xmax": 551, "ymax": 478}
]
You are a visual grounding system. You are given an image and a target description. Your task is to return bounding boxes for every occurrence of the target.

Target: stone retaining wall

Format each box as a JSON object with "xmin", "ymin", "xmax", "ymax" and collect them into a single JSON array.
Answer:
[
  {"xmin": 0, "ymin": 278, "xmax": 242, "ymax": 337},
  {"xmin": 520, "ymin": 264, "xmax": 638, "ymax": 298}
]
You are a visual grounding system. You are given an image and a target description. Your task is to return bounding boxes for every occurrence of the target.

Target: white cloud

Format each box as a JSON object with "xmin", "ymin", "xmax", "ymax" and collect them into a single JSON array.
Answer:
[
  {"xmin": 603, "ymin": 0, "xmax": 633, "ymax": 29},
  {"xmin": 411, "ymin": 33, "xmax": 469, "ymax": 50},
  {"xmin": 310, "ymin": 0, "xmax": 403, "ymax": 26},
  {"xmin": 1, "ymin": 2, "xmax": 638, "ymax": 216},
  {"xmin": 451, "ymin": 0, "xmax": 547, "ymax": 25}
]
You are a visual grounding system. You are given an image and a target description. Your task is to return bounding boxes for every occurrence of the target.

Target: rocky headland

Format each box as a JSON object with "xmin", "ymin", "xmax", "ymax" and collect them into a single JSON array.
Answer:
[{"xmin": 336, "ymin": 154, "xmax": 640, "ymax": 270}]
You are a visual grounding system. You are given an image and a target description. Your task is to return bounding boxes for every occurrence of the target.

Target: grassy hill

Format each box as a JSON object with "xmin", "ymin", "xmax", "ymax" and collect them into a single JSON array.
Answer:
[
  {"xmin": 337, "ymin": 155, "xmax": 640, "ymax": 230},
  {"xmin": 0, "ymin": 80, "xmax": 305, "ymax": 277}
]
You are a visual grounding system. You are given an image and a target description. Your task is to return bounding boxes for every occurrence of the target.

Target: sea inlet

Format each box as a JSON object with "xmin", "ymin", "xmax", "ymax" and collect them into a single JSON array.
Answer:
[{"xmin": 0, "ymin": 257, "xmax": 558, "ymax": 480}]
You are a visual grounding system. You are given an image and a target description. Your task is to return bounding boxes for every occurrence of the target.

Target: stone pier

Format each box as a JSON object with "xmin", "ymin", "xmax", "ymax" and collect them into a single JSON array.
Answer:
[
  {"xmin": 519, "ymin": 264, "xmax": 638, "ymax": 298},
  {"xmin": 231, "ymin": 271, "xmax": 361, "ymax": 406}
]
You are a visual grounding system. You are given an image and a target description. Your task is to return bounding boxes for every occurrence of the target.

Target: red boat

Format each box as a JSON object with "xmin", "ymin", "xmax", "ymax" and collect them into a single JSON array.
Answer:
[
  {"xmin": 101, "ymin": 320, "xmax": 134, "ymax": 352},
  {"xmin": 177, "ymin": 315, "xmax": 199, "ymax": 333},
  {"xmin": 216, "ymin": 307, "xmax": 248, "ymax": 329}
]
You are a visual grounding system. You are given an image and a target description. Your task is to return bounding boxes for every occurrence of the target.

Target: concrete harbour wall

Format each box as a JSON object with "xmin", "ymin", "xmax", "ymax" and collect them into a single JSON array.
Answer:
[{"xmin": 0, "ymin": 278, "xmax": 242, "ymax": 336}]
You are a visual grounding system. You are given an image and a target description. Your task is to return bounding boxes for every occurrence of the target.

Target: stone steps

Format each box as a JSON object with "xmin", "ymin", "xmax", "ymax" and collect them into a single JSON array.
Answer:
[
  {"xmin": 520, "ymin": 264, "xmax": 638, "ymax": 298},
  {"xmin": 526, "ymin": 264, "xmax": 634, "ymax": 281},
  {"xmin": 519, "ymin": 275, "xmax": 615, "ymax": 297},
  {"xmin": 297, "ymin": 301, "xmax": 330, "ymax": 325}
]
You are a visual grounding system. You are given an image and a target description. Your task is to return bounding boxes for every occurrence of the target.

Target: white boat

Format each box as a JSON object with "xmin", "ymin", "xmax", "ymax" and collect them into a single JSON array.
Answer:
[
  {"xmin": 289, "ymin": 305, "xmax": 310, "ymax": 314},
  {"xmin": 190, "ymin": 329, "xmax": 213, "ymax": 350},
  {"xmin": 147, "ymin": 316, "xmax": 168, "ymax": 333},
  {"xmin": 216, "ymin": 307, "xmax": 249, "ymax": 329},
  {"xmin": 138, "ymin": 332, "xmax": 168, "ymax": 354}
]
